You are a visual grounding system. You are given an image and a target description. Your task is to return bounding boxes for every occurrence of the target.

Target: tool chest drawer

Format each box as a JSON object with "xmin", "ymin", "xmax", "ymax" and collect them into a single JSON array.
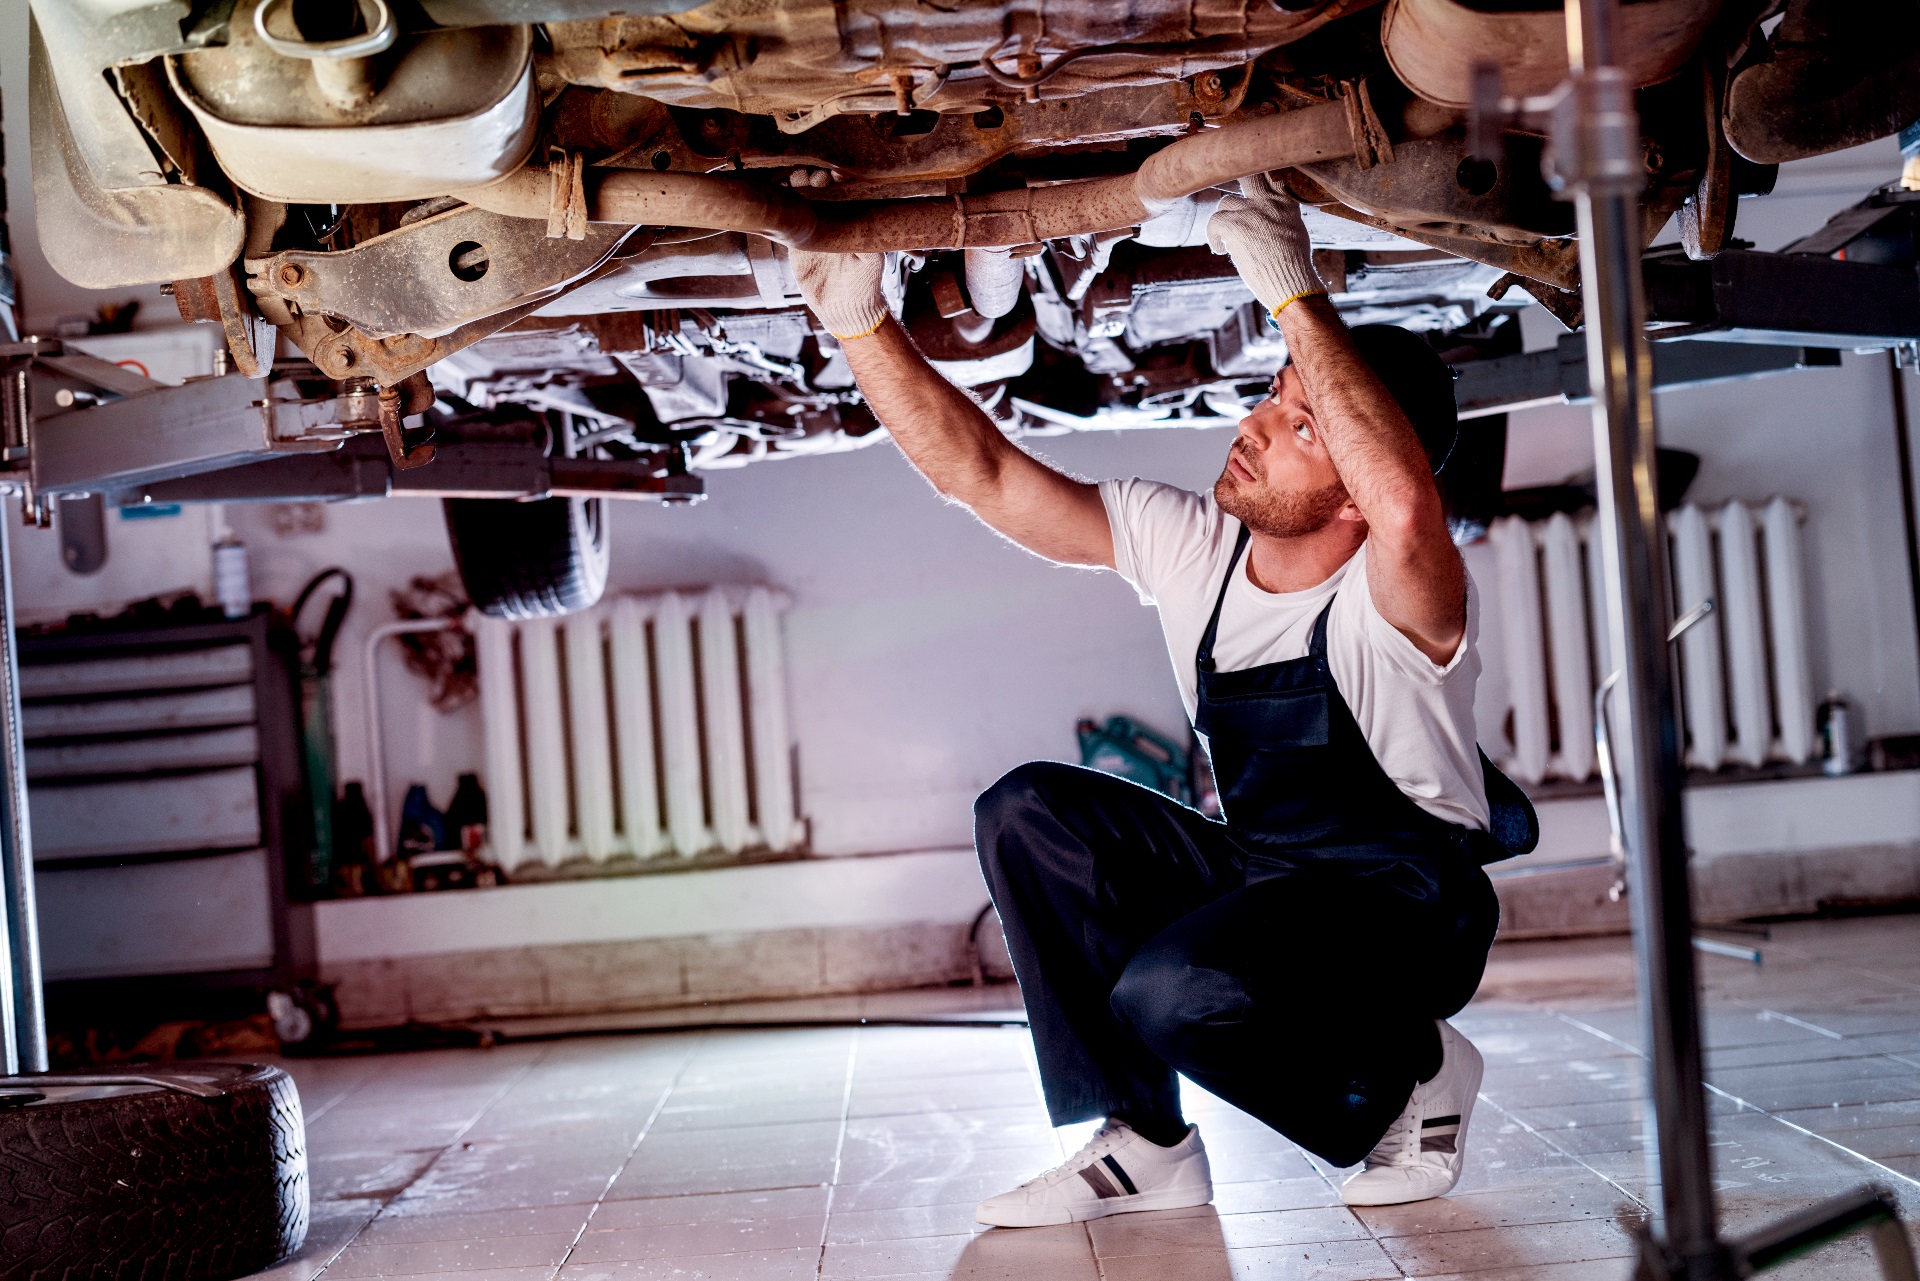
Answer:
[
  {"xmin": 21, "ymin": 683, "xmax": 257, "ymax": 738},
  {"xmin": 30, "ymin": 767, "xmax": 263, "ymax": 862},
  {"xmin": 36, "ymin": 850, "xmax": 277, "ymax": 981},
  {"xmin": 18, "ymin": 616, "xmax": 309, "ymax": 988}
]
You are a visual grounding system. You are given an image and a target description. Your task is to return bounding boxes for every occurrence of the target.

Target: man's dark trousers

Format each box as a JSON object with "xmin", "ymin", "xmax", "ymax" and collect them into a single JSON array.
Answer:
[{"xmin": 976, "ymin": 760, "xmax": 1500, "ymax": 1168}]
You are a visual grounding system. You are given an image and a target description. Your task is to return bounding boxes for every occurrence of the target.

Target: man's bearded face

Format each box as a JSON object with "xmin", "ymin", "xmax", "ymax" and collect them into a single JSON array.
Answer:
[{"xmin": 1212, "ymin": 366, "xmax": 1352, "ymax": 537}]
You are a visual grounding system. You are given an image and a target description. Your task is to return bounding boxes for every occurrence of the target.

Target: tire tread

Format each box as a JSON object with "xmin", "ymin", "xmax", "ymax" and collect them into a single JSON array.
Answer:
[
  {"xmin": 0, "ymin": 1063, "xmax": 308, "ymax": 1281},
  {"xmin": 443, "ymin": 496, "xmax": 609, "ymax": 619}
]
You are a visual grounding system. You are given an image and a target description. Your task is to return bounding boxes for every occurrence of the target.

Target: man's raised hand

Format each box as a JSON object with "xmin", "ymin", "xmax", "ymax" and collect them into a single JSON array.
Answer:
[
  {"xmin": 790, "ymin": 250, "xmax": 889, "ymax": 341},
  {"xmin": 1206, "ymin": 174, "xmax": 1327, "ymax": 318}
]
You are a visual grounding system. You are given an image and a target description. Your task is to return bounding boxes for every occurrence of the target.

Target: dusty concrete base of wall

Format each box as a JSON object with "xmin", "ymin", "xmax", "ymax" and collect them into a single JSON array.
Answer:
[
  {"xmin": 1477, "ymin": 935, "xmax": 1638, "ymax": 1004},
  {"xmin": 325, "ymin": 922, "xmax": 1007, "ymax": 1030},
  {"xmin": 1491, "ymin": 863, "xmax": 1632, "ymax": 940},
  {"xmin": 1695, "ymin": 842, "xmax": 1920, "ymax": 919},
  {"xmin": 326, "ymin": 843, "xmax": 1920, "ymax": 1029},
  {"xmin": 1491, "ymin": 842, "xmax": 1920, "ymax": 939}
]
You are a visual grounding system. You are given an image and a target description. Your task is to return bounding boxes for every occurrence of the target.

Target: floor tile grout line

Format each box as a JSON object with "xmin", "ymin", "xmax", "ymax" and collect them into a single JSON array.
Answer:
[
  {"xmin": 1756, "ymin": 1009, "xmax": 1846, "ymax": 1040},
  {"xmin": 815, "ymin": 1027, "xmax": 863, "ymax": 1280},
  {"xmin": 1556, "ymin": 1011, "xmax": 1920, "ymax": 1196},
  {"xmin": 1471, "ymin": 1088, "xmax": 1652, "ymax": 1213},
  {"xmin": 1283, "ymin": 1144, "xmax": 1400, "ymax": 1275},
  {"xmin": 546, "ymin": 1033, "xmax": 709, "ymax": 1281},
  {"xmin": 1735, "ymin": 938, "xmax": 1920, "ymax": 997},
  {"xmin": 311, "ymin": 1044, "xmax": 561, "ymax": 1280},
  {"xmin": 1717, "ymin": 1099, "xmax": 1920, "ymax": 1195},
  {"xmin": 1704, "ymin": 995, "xmax": 1920, "ymax": 1074},
  {"xmin": 293, "ymin": 1060, "xmax": 383, "ymax": 1128}
]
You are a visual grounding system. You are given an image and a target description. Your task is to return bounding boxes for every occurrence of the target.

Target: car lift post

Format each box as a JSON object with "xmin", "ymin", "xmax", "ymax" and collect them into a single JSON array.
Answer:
[
  {"xmin": 1561, "ymin": 1, "xmax": 1917, "ymax": 1276},
  {"xmin": 0, "ymin": 480, "xmax": 44, "ymax": 1075}
]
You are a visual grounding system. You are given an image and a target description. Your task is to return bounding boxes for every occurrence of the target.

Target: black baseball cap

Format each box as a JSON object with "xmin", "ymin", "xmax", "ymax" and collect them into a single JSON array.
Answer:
[{"xmin": 1340, "ymin": 324, "xmax": 1461, "ymax": 475}]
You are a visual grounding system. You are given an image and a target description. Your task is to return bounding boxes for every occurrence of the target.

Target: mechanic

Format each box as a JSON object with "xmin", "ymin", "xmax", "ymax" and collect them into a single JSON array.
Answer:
[{"xmin": 791, "ymin": 177, "xmax": 1531, "ymax": 1226}]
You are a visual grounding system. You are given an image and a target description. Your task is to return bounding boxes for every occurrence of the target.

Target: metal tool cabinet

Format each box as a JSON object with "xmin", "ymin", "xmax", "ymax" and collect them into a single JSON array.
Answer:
[{"xmin": 18, "ymin": 613, "xmax": 314, "ymax": 1008}]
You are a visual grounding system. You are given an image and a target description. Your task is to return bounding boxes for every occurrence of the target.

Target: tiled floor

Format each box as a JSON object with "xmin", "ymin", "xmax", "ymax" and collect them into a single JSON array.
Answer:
[{"xmin": 261, "ymin": 916, "xmax": 1920, "ymax": 1280}]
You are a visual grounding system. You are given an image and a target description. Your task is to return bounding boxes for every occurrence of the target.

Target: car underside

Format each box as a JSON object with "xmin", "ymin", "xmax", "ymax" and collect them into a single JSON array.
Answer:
[{"xmin": 16, "ymin": 0, "xmax": 1920, "ymax": 610}]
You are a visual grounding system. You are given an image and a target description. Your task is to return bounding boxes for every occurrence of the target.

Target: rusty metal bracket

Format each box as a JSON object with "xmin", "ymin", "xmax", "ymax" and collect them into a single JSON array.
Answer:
[
  {"xmin": 1340, "ymin": 79, "xmax": 1395, "ymax": 171},
  {"xmin": 1303, "ymin": 197, "xmax": 1584, "ymax": 292},
  {"xmin": 547, "ymin": 147, "xmax": 589, "ymax": 241},
  {"xmin": 171, "ymin": 266, "xmax": 276, "ymax": 378},
  {"xmin": 290, "ymin": 295, "xmax": 547, "ymax": 385},
  {"xmin": 284, "ymin": 252, "xmax": 636, "ymax": 387},
  {"xmin": 249, "ymin": 205, "xmax": 632, "ymax": 340},
  {"xmin": 1677, "ymin": 58, "xmax": 1733, "ymax": 261},
  {"xmin": 1487, "ymin": 270, "xmax": 1585, "ymax": 328},
  {"xmin": 377, "ymin": 384, "xmax": 435, "ymax": 470},
  {"xmin": 927, "ymin": 263, "xmax": 971, "ymax": 318}
]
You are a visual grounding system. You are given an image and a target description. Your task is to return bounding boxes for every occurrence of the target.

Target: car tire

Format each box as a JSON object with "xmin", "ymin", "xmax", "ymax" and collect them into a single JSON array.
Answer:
[
  {"xmin": 0, "ymin": 1062, "xmax": 309, "ymax": 1281},
  {"xmin": 444, "ymin": 495, "xmax": 611, "ymax": 619}
]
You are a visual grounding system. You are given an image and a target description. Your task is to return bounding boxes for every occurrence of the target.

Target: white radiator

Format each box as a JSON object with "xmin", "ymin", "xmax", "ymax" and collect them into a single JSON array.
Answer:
[
  {"xmin": 473, "ymin": 586, "xmax": 804, "ymax": 870},
  {"xmin": 1487, "ymin": 498, "xmax": 1814, "ymax": 784}
]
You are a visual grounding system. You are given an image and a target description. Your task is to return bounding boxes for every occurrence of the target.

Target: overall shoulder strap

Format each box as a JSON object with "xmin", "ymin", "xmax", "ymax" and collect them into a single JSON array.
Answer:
[
  {"xmin": 1308, "ymin": 596, "xmax": 1337, "ymax": 662},
  {"xmin": 1196, "ymin": 523, "xmax": 1251, "ymax": 673}
]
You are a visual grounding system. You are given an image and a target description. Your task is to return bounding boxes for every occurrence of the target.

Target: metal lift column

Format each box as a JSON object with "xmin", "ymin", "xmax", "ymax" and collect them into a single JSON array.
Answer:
[
  {"xmin": 1562, "ymin": 3, "xmax": 1920, "ymax": 1278},
  {"xmin": 0, "ymin": 350, "xmax": 43, "ymax": 1074},
  {"xmin": 0, "ymin": 483, "xmax": 44, "ymax": 1075},
  {"xmin": 1554, "ymin": 0, "xmax": 1722, "ymax": 1274}
]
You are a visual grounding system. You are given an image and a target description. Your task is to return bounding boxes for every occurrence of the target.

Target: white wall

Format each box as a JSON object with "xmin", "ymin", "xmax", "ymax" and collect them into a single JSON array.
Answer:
[
  {"xmin": 230, "ymin": 429, "xmax": 1226, "ymax": 858},
  {"xmin": 6, "ymin": 501, "xmax": 216, "ymax": 624}
]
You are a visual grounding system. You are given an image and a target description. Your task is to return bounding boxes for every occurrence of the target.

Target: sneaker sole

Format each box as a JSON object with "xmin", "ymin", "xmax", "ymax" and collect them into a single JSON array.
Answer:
[
  {"xmin": 1340, "ymin": 1167, "xmax": 1463, "ymax": 1207},
  {"xmin": 975, "ymin": 1182, "xmax": 1215, "ymax": 1228}
]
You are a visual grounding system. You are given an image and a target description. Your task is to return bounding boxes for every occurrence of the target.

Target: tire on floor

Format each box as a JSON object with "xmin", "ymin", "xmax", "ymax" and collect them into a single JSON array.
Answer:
[{"xmin": 0, "ymin": 1061, "xmax": 309, "ymax": 1281}]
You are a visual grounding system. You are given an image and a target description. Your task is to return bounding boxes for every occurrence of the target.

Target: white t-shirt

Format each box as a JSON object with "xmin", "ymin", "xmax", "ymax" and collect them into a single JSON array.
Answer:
[{"xmin": 1101, "ymin": 477, "xmax": 1489, "ymax": 830}]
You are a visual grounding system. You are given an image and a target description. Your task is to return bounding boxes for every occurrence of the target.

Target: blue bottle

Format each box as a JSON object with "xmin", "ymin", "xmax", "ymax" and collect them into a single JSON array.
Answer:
[{"xmin": 396, "ymin": 784, "xmax": 446, "ymax": 861}]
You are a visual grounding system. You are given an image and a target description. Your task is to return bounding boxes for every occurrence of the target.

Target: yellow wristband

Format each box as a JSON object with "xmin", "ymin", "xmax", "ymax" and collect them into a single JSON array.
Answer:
[
  {"xmin": 830, "ymin": 315, "xmax": 887, "ymax": 341},
  {"xmin": 1268, "ymin": 288, "xmax": 1327, "ymax": 320}
]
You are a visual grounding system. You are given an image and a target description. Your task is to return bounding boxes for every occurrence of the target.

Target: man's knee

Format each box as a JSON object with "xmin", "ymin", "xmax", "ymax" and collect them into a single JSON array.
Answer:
[
  {"xmin": 973, "ymin": 761, "xmax": 1084, "ymax": 876},
  {"xmin": 1111, "ymin": 944, "xmax": 1253, "ymax": 1059},
  {"xmin": 975, "ymin": 761, "xmax": 1081, "ymax": 828}
]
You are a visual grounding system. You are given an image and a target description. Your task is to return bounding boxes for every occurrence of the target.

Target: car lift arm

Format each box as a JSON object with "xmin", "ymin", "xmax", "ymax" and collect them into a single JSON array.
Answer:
[{"xmin": 0, "ymin": 339, "xmax": 705, "ymax": 512}]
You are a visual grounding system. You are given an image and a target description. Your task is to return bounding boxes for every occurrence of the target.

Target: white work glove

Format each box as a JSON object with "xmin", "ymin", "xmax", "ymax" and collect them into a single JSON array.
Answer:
[
  {"xmin": 1206, "ymin": 173, "xmax": 1326, "ymax": 317},
  {"xmin": 790, "ymin": 249, "xmax": 888, "ymax": 340}
]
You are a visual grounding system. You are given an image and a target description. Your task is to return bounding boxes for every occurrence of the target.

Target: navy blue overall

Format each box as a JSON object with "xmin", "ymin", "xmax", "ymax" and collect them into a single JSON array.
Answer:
[{"xmin": 977, "ymin": 525, "xmax": 1530, "ymax": 1167}]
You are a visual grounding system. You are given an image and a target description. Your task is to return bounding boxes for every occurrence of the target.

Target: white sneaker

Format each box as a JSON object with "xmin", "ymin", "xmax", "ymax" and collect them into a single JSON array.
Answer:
[
  {"xmin": 974, "ymin": 1120, "xmax": 1213, "ymax": 1228},
  {"xmin": 1341, "ymin": 1020, "xmax": 1484, "ymax": 1207}
]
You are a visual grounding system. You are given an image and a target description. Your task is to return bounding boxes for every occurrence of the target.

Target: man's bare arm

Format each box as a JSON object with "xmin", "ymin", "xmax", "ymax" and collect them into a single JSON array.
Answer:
[
  {"xmin": 842, "ymin": 317, "xmax": 1114, "ymax": 569},
  {"xmin": 1276, "ymin": 297, "xmax": 1466, "ymax": 662},
  {"xmin": 1207, "ymin": 177, "xmax": 1464, "ymax": 661}
]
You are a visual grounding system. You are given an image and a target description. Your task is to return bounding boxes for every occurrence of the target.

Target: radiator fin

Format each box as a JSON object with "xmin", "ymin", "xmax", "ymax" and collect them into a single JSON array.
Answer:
[
  {"xmin": 1488, "ymin": 500, "xmax": 1813, "ymax": 782},
  {"xmin": 476, "ymin": 587, "xmax": 802, "ymax": 870}
]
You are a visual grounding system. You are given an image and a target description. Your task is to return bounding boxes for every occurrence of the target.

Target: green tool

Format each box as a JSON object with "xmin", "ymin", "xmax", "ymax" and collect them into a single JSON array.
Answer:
[
  {"xmin": 1076, "ymin": 715, "xmax": 1192, "ymax": 806},
  {"xmin": 291, "ymin": 568, "xmax": 353, "ymax": 897}
]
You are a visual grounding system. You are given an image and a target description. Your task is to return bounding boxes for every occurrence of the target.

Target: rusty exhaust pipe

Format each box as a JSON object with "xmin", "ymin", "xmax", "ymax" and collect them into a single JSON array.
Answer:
[{"xmin": 456, "ymin": 96, "xmax": 1457, "ymax": 252}]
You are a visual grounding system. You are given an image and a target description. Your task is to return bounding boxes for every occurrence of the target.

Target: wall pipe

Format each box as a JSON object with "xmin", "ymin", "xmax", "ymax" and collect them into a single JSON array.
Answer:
[
  {"xmin": 362, "ymin": 616, "xmax": 464, "ymax": 868},
  {"xmin": 456, "ymin": 97, "xmax": 1457, "ymax": 252}
]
